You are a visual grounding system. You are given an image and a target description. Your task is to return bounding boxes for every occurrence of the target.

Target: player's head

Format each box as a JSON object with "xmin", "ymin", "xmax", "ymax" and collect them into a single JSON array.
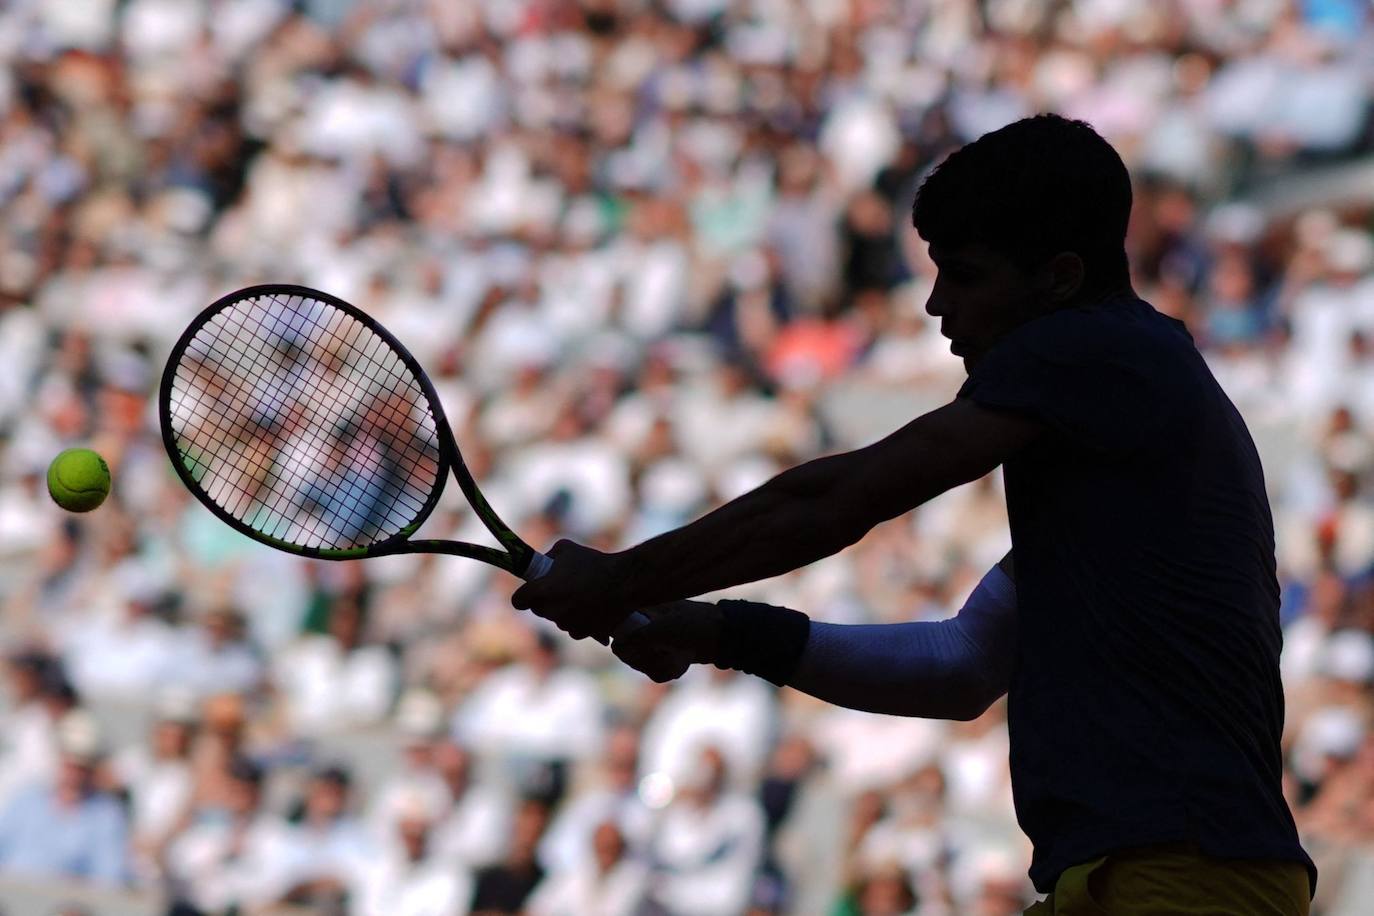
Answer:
[{"xmin": 912, "ymin": 114, "xmax": 1133, "ymax": 368}]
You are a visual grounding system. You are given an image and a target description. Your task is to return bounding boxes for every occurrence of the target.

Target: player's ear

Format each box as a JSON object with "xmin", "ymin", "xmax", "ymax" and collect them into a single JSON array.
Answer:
[{"xmin": 1043, "ymin": 251, "xmax": 1086, "ymax": 303}]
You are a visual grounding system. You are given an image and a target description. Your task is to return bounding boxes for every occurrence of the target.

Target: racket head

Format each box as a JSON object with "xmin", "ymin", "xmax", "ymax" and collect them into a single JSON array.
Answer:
[{"xmin": 159, "ymin": 284, "xmax": 459, "ymax": 560}]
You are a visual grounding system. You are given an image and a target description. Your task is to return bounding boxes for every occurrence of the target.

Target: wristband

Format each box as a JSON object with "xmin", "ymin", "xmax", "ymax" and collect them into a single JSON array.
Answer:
[{"xmin": 714, "ymin": 599, "xmax": 812, "ymax": 687}]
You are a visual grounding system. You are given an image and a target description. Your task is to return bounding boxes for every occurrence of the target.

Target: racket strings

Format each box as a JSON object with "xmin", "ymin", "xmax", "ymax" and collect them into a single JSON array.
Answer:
[{"xmin": 167, "ymin": 291, "xmax": 443, "ymax": 550}]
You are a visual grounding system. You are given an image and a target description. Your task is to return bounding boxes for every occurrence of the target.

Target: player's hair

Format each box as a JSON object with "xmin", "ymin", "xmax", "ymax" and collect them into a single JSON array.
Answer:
[{"xmin": 912, "ymin": 113, "xmax": 1132, "ymax": 292}]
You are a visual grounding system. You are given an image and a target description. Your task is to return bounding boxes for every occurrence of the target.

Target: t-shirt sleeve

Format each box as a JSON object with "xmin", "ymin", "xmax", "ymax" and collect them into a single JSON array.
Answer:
[{"xmin": 956, "ymin": 311, "xmax": 1174, "ymax": 458}]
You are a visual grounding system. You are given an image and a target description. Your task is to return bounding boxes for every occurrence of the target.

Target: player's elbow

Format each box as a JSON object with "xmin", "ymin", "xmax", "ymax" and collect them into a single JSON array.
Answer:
[{"xmin": 942, "ymin": 670, "xmax": 1005, "ymax": 721}]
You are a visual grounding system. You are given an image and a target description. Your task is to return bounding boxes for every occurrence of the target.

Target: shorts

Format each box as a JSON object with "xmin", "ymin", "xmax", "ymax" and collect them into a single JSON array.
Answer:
[{"xmin": 1023, "ymin": 842, "xmax": 1310, "ymax": 915}]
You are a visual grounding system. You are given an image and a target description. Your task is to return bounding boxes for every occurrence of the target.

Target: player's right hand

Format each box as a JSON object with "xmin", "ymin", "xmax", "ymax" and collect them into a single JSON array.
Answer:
[{"xmin": 512, "ymin": 539, "xmax": 633, "ymax": 642}]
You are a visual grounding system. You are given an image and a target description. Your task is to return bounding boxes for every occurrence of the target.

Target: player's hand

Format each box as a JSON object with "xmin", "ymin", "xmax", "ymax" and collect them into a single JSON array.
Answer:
[
  {"xmin": 611, "ymin": 600, "xmax": 722, "ymax": 682},
  {"xmin": 512, "ymin": 539, "xmax": 633, "ymax": 642}
]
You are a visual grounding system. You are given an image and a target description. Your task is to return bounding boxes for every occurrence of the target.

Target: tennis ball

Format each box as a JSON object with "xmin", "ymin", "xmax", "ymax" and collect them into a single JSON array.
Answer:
[{"xmin": 46, "ymin": 448, "xmax": 111, "ymax": 513}]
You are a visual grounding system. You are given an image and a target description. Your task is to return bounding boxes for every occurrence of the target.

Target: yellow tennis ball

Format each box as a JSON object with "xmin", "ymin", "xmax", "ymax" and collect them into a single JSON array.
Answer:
[{"xmin": 46, "ymin": 448, "xmax": 111, "ymax": 513}]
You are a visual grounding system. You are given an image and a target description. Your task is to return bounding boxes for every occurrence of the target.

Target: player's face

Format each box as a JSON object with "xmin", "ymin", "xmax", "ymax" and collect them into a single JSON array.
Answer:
[{"xmin": 924, "ymin": 242, "xmax": 1045, "ymax": 371}]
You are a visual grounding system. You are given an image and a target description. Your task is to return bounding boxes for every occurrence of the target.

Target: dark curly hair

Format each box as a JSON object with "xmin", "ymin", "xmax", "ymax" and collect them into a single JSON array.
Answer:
[{"xmin": 912, "ymin": 113, "xmax": 1132, "ymax": 293}]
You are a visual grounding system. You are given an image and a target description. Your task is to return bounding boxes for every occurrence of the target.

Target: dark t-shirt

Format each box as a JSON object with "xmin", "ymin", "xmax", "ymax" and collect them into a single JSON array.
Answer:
[{"xmin": 957, "ymin": 293, "xmax": 1316, "ymax": 895}]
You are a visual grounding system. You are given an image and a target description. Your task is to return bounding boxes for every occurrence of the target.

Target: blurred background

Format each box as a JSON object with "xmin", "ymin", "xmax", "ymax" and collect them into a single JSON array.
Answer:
[{"xmin": 0, "ymin": 0, "xmax": 1372, "ymax": 914}]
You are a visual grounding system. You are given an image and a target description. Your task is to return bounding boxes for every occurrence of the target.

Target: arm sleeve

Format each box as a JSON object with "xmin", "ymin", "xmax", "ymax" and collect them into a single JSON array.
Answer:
[{"xmin": 787, "ymin": 563, "xmax": 1017, "ymax": 720}]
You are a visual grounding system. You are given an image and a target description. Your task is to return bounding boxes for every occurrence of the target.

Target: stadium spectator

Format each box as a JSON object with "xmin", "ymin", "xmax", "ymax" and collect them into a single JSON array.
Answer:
[
  {"xmin": 354, "ymin": 790, "xmax": 473, "ymax": 916},
  {"xmin": 526, "ymin": 819, "xmax": 648, "ymax": 916},
  {"xmin": 0, "ymin": 711, "xmax": 130, "ymax": 887},
  {"xmin": 164, "ymin": 756, "xmax": 296, "ymax": 913},
  {"xmin": 644, "ymin": 745, "xmax": 766, "ymax": 916},
  {"xmin": 271, "ymin": 587, "xmax": 398, "ymax": 735},
  {"xmin": 277, "ymin": 764, "xmax": 378, "ymax": 910},
  {"xmin": 109, "ymin": 690, "xmax": 198, "ymax": 885},
  {"xmin": 429, "ymin": 737, "xmax": 514, "ymax": 870},
  {"xmin": 469, "ymin": 795, "xmax": 551, "ymax": 916},
  {"xmin": 0, "ymin": 650, "xmax": 62, "ymax": 806},
  {"xmin": 453, "ymin": 627, "xmax": 605, "ymax": 800}
]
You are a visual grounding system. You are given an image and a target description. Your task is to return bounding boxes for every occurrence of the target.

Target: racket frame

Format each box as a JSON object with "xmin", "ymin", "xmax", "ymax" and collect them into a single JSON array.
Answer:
[{"xmin": 159, "ymin": 283, "xmax": 537, "ymax": 576}]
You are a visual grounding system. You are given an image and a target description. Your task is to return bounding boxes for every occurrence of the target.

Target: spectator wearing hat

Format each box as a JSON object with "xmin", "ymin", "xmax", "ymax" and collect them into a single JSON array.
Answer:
[{"xmin": 0, "ymin": 710, "xmax": 130, "ymax": 886}]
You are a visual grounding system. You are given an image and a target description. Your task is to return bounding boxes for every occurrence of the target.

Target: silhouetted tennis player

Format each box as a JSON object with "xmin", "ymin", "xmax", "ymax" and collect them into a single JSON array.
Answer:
[{"xmin": 514, "ymin": 114, "xmax": 1316, "ymax": 914}]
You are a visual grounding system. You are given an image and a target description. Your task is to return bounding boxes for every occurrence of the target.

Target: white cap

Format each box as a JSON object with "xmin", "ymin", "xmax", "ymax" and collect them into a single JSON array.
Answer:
[
  {"xmin": 641, "ymin": 458, "xmax": 707, "ymax": 515},
  {"xmin": 1204, "ymin": 203, "xmax": 1264, "ymax": 246},
  {"xmin": 395, "ymin": 688, "xmax": 445, "ymax": 740},
  {"xmin": 154, "ymin": 687, "xmax": 200, "ymax": 724},
  {"xmin": 1293, "ymin": 704, "xmax": 1364, "ymax": 782},
  {"xmin": 57, "ymin": 710, "xmax": 105, "ymax": 763},
  {"xmin": 1325, "ymin": 229, "xmax": 1374, "ymax": 275},
  {"xmin": 1320, "ymin": 630, "xmax": 1374, "ymax": 683}
]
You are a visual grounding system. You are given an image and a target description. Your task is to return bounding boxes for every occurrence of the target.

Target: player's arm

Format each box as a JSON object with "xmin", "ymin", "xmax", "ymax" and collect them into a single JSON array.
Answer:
[
  {"xmin": 515, "ymin": 398, "xmax": 1039, "ymax": 639},
  {"xmin": 787, "ymin": 556, "xmax": 1016, "ymax": 719},
  {"xmin": 631, "ymin": 398, "xmax": 1034, "ymax": 600},
  {"xmin": 613, "ymin": 555, "xmax": 1017, "ymax": 721}
]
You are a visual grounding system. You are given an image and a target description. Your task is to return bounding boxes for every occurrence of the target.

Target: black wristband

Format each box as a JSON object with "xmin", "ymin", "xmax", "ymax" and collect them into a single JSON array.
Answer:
[{"xmin": 714, "ymin": 599, "xmax": 811, "ymax": 687}]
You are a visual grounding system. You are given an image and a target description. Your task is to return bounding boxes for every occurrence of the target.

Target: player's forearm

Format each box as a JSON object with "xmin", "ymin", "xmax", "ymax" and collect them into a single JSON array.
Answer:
[
  {"xmin": 616, "ymin": 454, "xmax": 872, "ymax": 607},
  {"xmin": 785, "ymin": 563, "xmax": 1017, "ymax": 720},
  {"xmin": 789, "ymin": 621, "xmax": 1003, "ymax": 720}
]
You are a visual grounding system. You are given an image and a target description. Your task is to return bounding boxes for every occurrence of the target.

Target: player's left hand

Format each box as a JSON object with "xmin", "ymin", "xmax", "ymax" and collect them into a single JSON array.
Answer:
[
  {"xmin": 611, "ymin": 600, "xmax": 721, "ymax": 682},
  {"xmin": 512, "ymin": 539, "xmax": 632, "ymax": 642}
]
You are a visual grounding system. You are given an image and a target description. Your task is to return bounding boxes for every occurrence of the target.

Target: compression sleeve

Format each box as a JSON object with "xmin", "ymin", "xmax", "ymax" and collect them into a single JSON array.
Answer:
[{"xmin": 787, "ymin": 564, "xmax": 1017, "ymax": 720}]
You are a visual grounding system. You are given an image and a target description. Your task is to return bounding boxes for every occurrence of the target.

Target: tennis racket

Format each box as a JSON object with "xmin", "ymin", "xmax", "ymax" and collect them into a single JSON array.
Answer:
[{"xmin": 159, "ymin": 284, "xmax": 649, "ymax": 642}]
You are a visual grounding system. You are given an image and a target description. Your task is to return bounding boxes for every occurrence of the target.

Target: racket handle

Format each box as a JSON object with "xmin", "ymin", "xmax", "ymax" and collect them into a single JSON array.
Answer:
[
  {"xmin": 522, "ymin": 551, "xmax": 651, "ymax": 643},
  {"xmin": 524, "ymin": 550, "xmax": 555, "ymax": 580}
]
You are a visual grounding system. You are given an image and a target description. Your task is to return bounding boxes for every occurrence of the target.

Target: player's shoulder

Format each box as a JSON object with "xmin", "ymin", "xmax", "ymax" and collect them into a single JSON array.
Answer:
[{"xmin": 1006, "ymin": 293, "xmax": 1186, "ymax": 360}]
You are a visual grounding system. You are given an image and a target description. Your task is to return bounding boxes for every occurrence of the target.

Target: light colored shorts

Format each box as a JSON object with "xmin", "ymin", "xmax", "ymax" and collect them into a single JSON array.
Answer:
[{"xmin": 1023, "ymin": 842, "xmax": 1311, "ymax": 915}]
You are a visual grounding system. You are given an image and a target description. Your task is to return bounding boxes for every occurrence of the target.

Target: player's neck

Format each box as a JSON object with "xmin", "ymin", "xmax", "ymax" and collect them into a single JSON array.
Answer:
[{"xmin": 1061, "ymin": 280, "xmax": 1137, "ymax": 312}]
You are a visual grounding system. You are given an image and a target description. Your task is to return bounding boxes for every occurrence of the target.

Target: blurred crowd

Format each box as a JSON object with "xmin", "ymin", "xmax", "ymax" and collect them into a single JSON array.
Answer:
[{"xmin": 0, "ymin": 0, "xmax": 1373, "ymax": 913}]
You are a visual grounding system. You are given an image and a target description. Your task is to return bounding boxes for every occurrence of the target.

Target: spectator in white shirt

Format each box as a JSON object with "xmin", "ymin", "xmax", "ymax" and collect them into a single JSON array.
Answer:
[
  {"xmin": 454, "ymin": 629, "xmax": 605, "ymax": 788},
  {"xmin": 0, "ymin": 651, "xmax": 62, "ymax": 807},
  {"xmin": 278, "ymin": 764, "xmax": 380, "ymax": 910},
  {"xmin": 63, "ymin": 589, "xmax": 178, "ymax": 701},
  {"xmin": 430, "ymin": 738, "xmax": 514, "ymax": 870},
  {"xmin": 645, "ymin": 746, "xmax": 766, "ymax": 916},
  {"xmin": 164, "ymin": 606, "xmax": 264, "ymax": 699},
  {"xmin": 539, "ymin": 723, "xmax": 653, "ymax": 874},
  {"xmin": 527, "ymin": 819, "xmax": 649, "ymax": 916},
  {"xmin": 272, "ymin": 593, "xmax": 398, "ymax": 735},
  {"xmin": 354, "ymin": 791, "xmax": 474, "ymax": 916},
  {"xmin": 639, "ymin": 666, "xmax": 776, "ymax": 790},
  {"xmin": 110, "ymin": 691, "xmax": 197, "ymax": 886},
  {"xmin": 368, "ymin": 688, "xmax": 452, "ymax": 841},
  {"xmin": 166, "ymin": 756, "xmax": 297, "ymax": 913}
]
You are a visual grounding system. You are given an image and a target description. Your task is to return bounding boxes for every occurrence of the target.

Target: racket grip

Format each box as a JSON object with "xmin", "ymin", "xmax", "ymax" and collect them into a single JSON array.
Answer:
[
  {"xmin": 522, "ymin": 551, "xmax": 650, "ymax": 644},
  {"xmin": 524, "ymin": 550, "xmax": 555, "ymax": 580}
]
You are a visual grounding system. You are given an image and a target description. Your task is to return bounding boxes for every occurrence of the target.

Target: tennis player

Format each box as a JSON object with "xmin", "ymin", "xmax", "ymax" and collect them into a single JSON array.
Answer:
[{"xmin": 513, "ymin": 114, "xmax": 1316, "ymax": 914}]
